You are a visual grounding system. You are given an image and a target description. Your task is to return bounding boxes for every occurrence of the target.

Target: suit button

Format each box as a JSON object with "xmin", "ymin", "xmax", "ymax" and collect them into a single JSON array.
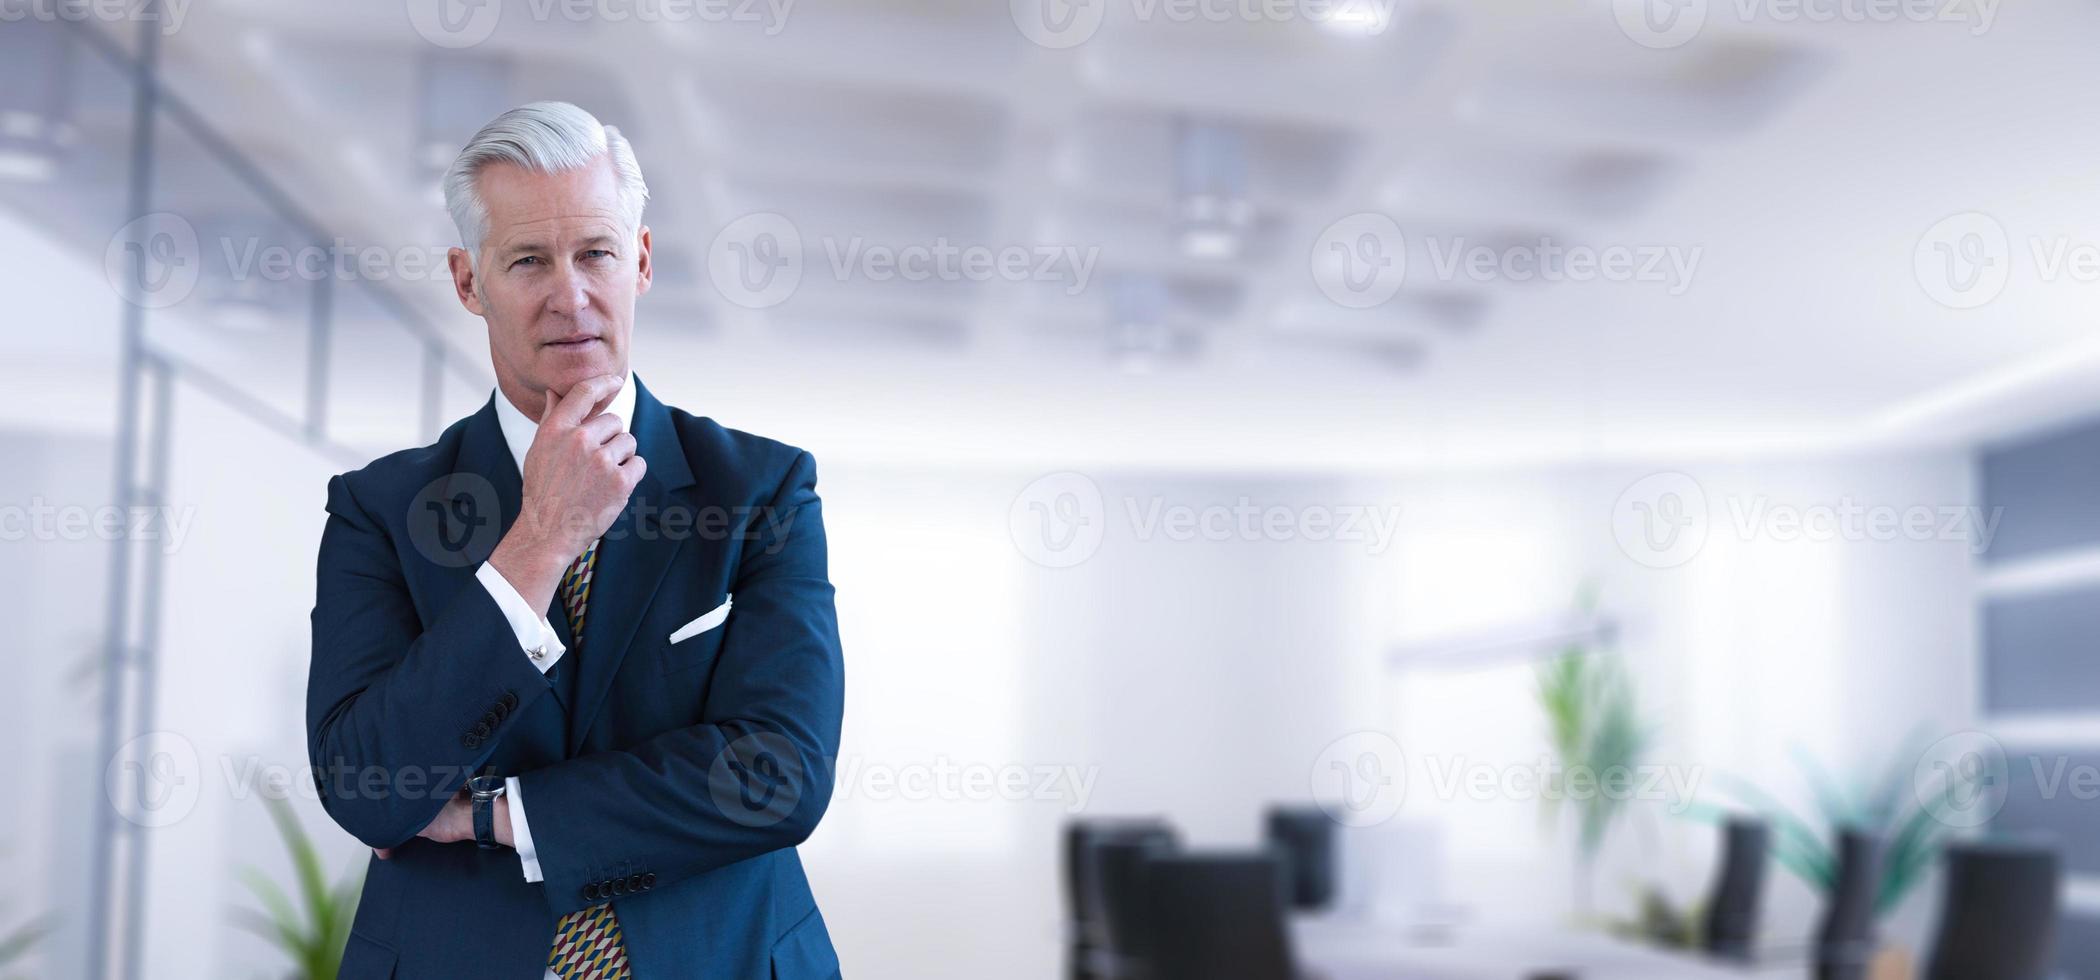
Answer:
[
  {"xmin": 582, "ymin": 883, "xmax": 598, "ymax": 901},
  {"xmin": 502, "ymin": 691, "xmax": 519, "ymax": 710},
  {"xmin": 481, "ymin": 710, "xmax": 499, "ymax": 727},
  {"xmin": 462, "ymin": 733, "xmax": 481, "ymax": 749},
  {"xmin": 641, "ymin": 872, "xmax": 656, "ymax": 889},
  {"xmin": 471, "ymin": 722, "xmax": 492, "ymax": 739},
  {"xmin": 611, "ymin": 878, "xmax": 628, "ymax": 896},
  {"xmin": 492, "ymin": 700, "xmax": 510, "ymax": 719},
  {"xmin": 626, "ymin": 874, "xmax": 645, "ymax": 892}
]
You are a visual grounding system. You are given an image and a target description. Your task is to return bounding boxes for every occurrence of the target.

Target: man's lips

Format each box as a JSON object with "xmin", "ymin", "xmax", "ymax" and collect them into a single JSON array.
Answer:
[{"xmin": 544, "ymin": 335, "xmax": 601, "ymax": 349}]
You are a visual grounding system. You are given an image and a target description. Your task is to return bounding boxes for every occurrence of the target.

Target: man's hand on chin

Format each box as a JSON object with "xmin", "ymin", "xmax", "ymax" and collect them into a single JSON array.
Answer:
[{"xmin": 372, "ymin": 790, "xmax": 511, "ymax": 859}]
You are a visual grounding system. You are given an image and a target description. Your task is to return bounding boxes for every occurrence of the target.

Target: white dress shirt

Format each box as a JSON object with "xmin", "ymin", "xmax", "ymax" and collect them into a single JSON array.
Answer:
[{"xmin": 475, "ymin": 373, "xmax": 636, "ymax": 885}]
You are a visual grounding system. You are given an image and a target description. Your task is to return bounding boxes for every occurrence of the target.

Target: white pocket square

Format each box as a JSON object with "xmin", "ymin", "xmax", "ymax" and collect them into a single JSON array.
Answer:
[{"xmin": 669, "ymin": 595, "xmax": 733, "ymax": 644}]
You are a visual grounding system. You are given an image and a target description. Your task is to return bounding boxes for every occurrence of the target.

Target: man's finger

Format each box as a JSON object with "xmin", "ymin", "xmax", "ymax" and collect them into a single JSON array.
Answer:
[
  {"xmin": 601, "ymin": 432, "xmax": 638, "ymax": 463},
  {"xmin": 577, "ymin": 412, "xmax": 623, "ymax": 446},
  {"xmin": 548, "ymin": 374, "xmax": 623, "ymax": 428}
]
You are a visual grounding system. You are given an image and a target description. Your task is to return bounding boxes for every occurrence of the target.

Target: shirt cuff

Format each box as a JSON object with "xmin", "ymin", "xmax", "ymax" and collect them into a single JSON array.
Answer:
[
  {"xmin": 475, "ymin": 562, "xmax": 566, "ymax": 674},
  {"xmin": 507, "ymin": 776, "xmax": 544, "ymax": 883}
]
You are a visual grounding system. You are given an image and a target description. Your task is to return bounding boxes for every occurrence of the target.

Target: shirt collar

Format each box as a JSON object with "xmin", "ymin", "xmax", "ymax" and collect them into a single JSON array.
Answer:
[{"xmin": 490, "ymin": 371, "xmax": 638, "ymax": 475}]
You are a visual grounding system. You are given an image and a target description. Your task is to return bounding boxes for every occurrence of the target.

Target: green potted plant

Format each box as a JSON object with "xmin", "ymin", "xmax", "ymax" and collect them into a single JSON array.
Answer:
[
  {"xmin": 1535, "ymin": 632, "xmax": 1652, "ymax": 917},
  {"xmin": 233, "ymin": 796, "xmax": 363, "ymax": 980},
  {"xmin": 1686, "ymin": 732, "xmax": 1990, "ymax": 970},
  {"xmin": 0, "ymin": 911, "xmax": 50, "ymax": 980}
]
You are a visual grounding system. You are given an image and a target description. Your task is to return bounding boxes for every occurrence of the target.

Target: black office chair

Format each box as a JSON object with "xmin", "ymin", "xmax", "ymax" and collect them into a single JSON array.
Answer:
[
  {"xmin": 1815, "ymin": 829, "xmax": 1882, "ymax": 980},
  {"xmin": 1702, "ymin": 818, "xmax": 1769, "ymax": 962},
  {"xmin": 1146, "ymin": 851, "xmax": 1298, "ymax": 980},
  {"xmin": 1064, "ymin": 819, "xmax": 1178, "ymax": 980},
  {"xmin": 1264, "ymin": 806, "xmax": 1339, "ymax": 911},
  {"xmin": 1922, "ymin": 840, "xmax": 2060, "ymax": 980},
  {"xmin": 1095, "ymin": 834, "xmax": 1179, "ymax": 978}
]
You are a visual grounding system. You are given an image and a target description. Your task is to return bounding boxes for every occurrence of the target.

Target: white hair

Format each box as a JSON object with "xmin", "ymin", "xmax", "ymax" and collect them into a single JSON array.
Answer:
[{"xmin": 442, "ymin": 101, "xmax": 649, "ymax": 260}]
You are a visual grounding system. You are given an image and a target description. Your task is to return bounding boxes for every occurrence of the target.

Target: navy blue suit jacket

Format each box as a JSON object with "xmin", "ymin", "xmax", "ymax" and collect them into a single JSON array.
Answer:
[{"xmin": 306, "ymin": 377, "xmax": 844, "ymax": 979}]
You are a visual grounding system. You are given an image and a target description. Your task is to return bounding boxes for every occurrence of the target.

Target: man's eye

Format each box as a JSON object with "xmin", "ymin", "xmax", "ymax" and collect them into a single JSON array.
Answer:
[
  {"xmin": 584, "ymin": 250, "xmax": 614, "ymax": 260},
  {"xmin": 511, "ymin": 256, "xmax": 542, "ymax": 268}
]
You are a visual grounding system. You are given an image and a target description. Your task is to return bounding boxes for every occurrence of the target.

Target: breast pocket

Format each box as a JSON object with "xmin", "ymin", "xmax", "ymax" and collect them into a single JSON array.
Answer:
[
  {"xmin": 660, "ymin": 594, "xmax": 731, "ymax": 676},
  {"xmin": 337, "ymin": 934, "xmax": 398, "ymax": 980},
  {"xmin": 770, "ymin": 907, "xmax": 842, "ymax": 980}
]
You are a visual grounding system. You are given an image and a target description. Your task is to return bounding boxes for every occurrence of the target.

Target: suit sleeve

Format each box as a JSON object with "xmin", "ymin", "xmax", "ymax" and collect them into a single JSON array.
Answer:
[
  {"xmin": 513, "ymin": 450, "xmax": 844, "ymax": 917},
  {"xmin": 306, "ymin": 472, "xmax": 557, "ymax": 848}
]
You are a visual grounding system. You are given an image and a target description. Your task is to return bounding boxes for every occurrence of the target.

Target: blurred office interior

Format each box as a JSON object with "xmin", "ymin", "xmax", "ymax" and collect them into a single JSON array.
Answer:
[{"xmin": 4, "ymin": 0, "xmax": 2100, "ymax": 977}]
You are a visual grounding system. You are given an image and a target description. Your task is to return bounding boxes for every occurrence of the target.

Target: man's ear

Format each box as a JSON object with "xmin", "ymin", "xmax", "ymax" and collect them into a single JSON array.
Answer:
[
  {"xmin": 634, "ymin": 225, "xmax": 653, "ymax": 297},
  {"xmin": 447, "ymin": 247, "xmax": 485, "ymax": 315}
]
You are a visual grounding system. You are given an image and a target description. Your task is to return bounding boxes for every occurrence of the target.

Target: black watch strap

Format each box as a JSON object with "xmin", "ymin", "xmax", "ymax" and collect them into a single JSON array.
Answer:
[{"xmin": 469, "ymin": 773, "xmax": 503, "ymax": 850}]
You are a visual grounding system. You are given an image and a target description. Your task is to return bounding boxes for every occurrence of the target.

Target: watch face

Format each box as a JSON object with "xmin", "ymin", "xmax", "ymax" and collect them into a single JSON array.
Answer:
[{"xmin": 468, "ymin": 773, "xmax": 503, "ymax": 797}]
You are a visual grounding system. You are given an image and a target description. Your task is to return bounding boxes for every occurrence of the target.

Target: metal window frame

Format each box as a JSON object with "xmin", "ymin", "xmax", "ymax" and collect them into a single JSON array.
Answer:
[{"xmin": 72, "ymin": 12, "xmax": 489, "ymax": 979}]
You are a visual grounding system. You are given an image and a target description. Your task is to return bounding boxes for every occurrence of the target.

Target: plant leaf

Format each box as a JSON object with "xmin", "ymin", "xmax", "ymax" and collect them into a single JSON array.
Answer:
[{"xmin": 1791, "ymin": 743, "xmax": 1858, "ymax": 831}]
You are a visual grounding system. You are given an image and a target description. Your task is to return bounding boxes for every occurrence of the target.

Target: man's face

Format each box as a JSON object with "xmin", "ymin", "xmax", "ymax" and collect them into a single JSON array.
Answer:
[{"xmin": 448, "ymin": 154, "xmax": 652, "ymax": 415}]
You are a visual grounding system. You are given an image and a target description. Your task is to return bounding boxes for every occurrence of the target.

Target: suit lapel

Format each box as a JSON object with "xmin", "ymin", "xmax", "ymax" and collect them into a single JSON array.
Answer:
[
  {"xmin": 568, "ymin": 378, "xmax": 696, "ymax": 753},
  {"xmin": 432, "ymin": 396, "xmax": 522, "ymax": 598}
]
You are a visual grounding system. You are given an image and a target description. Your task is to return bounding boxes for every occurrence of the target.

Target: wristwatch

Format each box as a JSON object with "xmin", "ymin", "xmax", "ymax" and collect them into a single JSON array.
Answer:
[{"xmin": 469, "ymin": 772, "xmax": 506, "ymax": 850}]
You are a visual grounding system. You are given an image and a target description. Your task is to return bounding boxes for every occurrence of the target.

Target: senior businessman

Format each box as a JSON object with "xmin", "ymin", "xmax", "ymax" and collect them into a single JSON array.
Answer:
[{"xmin": 305, "ymin": 102, "xmax": 843, "ymax": 979}]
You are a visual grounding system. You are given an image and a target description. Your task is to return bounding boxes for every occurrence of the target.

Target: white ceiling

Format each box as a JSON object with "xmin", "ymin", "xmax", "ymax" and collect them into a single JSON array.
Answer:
[{"xmin": 11, "ymin": 0, "xmax": 2100, "ymax": 469}]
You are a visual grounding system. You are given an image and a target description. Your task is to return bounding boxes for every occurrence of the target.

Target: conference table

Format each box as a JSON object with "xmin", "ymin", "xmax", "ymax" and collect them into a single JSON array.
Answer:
[{"xmin": 1295, "ymin": 914, "xmax": 1767, "ymax": 980}]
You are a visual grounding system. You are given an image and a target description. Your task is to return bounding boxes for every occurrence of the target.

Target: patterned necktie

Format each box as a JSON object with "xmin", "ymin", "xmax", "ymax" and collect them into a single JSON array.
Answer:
[{"xmin": 547, "ymin": 541, "xmax": 632, "ymax": 980}]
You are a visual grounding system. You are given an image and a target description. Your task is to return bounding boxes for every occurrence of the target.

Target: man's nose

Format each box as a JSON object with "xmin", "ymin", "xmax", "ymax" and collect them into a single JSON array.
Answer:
[{"xmin": 545, "ymin": 262, "xmax": 590, "ymax": 317}]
